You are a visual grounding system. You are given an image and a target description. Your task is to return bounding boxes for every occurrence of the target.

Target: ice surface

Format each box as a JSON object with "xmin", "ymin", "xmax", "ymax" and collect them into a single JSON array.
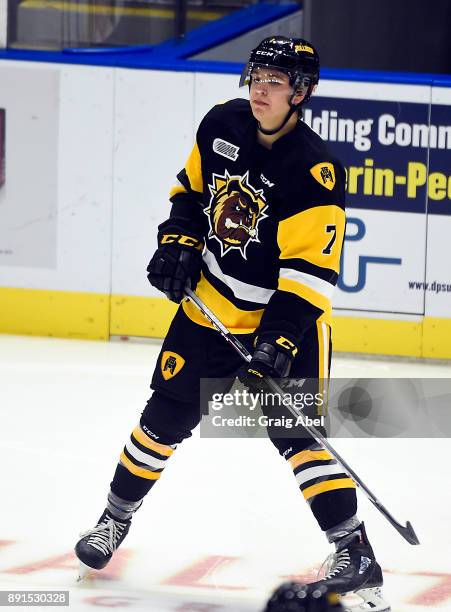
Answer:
[{"xmin": 0, "ymin": 334, "xmax": 450, "ymax": 611}]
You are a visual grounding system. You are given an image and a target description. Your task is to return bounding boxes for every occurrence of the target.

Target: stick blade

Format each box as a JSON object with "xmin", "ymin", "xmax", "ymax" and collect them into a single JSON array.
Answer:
[{"xmin": 396, "ymin": 520, "xmax": 420, "ymax": 545}]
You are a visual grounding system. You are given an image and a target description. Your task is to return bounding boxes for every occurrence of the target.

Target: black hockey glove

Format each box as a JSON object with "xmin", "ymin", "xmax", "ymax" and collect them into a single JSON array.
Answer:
[
  {"xmin": 147, "ymin": 220, "xmax": 204, "ymax": 303},
  {"xmin": 238, "ymin": 331, "xmax": 299, "ymax": 392}
]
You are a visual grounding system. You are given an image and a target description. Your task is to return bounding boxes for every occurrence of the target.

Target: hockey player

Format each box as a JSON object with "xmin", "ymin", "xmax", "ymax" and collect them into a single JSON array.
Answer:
[{"xmin": 75, "ymin": 36, "xmax": 389, "ymax": 611}]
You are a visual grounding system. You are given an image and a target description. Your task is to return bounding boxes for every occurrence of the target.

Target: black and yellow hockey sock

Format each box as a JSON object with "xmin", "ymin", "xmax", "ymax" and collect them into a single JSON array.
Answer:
[
  {"xmin": 287, "ymin": 444, "xmax": 357, "ymax": 531},
  {"xmin": 110, "ymin": 423, "xmax": 177, "ymax": 502}
]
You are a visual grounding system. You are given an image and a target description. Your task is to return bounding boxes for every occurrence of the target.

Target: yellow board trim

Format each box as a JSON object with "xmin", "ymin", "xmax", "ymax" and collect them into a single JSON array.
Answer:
[
  {"xmin": 110, "ymin": 295, "xmax": 177, "ymax": 338},
  {"xmin": 289, "ymin": 449, "xmax": 333, "ymax": 470},
  {"xmin": 422, "ymin": 317, "xmax": 451, "ymax": 359},
  {"xmin": 332, "ymin": 315, "xmax": 423, "ymax": 357},
  {"xmin": 21, "ymin": 0, "xmax": 224, "ymax": 20},
  {"xmin": 2, "ymin": 287, "xmax": 451, "ymax": 360},
  {"xmin": 120, "ymin": 452, "xmax": 161, "ymax": 480},
  {"xmin": 302, "ymin": 478, "xmax": 356, "ymax": 500},
  {"xmin": 132, "ymin": 426, "xmax": 174, "ymax": 457},
  {"xmin": 0, "ymin": 287, "xmax": 109, "ymax": 340}
]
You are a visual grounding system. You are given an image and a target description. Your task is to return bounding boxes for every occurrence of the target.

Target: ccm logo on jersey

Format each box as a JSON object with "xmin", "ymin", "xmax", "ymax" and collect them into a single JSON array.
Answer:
[
  {"xmin": 260, "ymin": 173, "xmax": 275, "ymax": 187},
  {"xmin": 310, "ymin": 162, "xmax": 336, "ymax": 191},
  {"xmin": 213, "ymin": 138, "xmax": 239, "ymax": 161}
]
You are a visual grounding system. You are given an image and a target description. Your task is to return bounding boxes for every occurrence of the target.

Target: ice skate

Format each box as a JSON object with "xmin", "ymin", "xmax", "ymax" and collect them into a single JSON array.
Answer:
[
  {"xmin": 308, "ymin": 523, "xmax": 390, "ymax": 612},
  {"xmin": 75, "ymin": 509, "xmax": 132, "ymax": 580}
]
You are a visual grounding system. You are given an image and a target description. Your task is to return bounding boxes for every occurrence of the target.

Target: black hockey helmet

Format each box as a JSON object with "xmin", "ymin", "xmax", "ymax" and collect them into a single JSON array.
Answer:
[
  {"xmin": 240, "ymin": 36, "xmax": 320, "ymax": 104},
  {"xmin": 240, "ymin": 36, "xmax": 320, "ymax": 135}
]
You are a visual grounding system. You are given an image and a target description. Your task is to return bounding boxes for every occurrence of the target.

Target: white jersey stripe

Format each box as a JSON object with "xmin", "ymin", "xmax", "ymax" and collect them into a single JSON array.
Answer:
[
  {"xmin": 203, "ymin": 248, "xmax": 275, "ymax": 304},
  {"xmin": 279, "ymin": 268, "xmax": 335, "ymax": 299},
  {"xmin": 295, "ymin": 463, "xmax": 344, "ymax": 486}
]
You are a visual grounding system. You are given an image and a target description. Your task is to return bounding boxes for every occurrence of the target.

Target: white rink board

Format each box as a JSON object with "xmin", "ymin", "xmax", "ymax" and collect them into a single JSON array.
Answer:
[
  {"xmin": 317, "ymin": 79, "xmax": 431, "ymax": 104},
  {"xmin": 194, "ymin": 71, "xmax": 247, "ymax": 128},
  {"xmin": 0, "ymin": 61, "xmax": 449, "ymax": 332},
  {"xmin": 335, "ymin": 209, "xmax": 426, "ymax": 314},
  {"xmin": 0, "ymin": 61, "xmax": 114, "ymax": 293},
  {"xmin": 0, "ymin": 63, "xmax": 59, "ymax": 269},
  {"xmin": 111, "ymin": 69, "xmax": 195, "ymax": 297},
  {"xmin": 425, "ymin": 214, "xmax": 451, "ymax": 317}
]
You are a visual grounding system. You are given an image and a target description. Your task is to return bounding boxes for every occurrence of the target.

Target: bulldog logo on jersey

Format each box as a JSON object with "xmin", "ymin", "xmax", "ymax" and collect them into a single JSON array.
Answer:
[{"xmin": 205, "ymin": 170, "xmax": 267, "ymax": 258}]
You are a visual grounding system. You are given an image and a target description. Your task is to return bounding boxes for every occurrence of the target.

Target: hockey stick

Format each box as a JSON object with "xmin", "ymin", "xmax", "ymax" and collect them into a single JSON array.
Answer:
[{"xmin": 185, "ymin": 287, "xmax": 420, "ymax": 546}]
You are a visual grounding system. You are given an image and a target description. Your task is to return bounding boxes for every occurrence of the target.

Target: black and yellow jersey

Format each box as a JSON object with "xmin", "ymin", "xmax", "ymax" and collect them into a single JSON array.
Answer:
[{"xmin": 167, "ymin": 98, "xmax": 346, "ymax": 338}]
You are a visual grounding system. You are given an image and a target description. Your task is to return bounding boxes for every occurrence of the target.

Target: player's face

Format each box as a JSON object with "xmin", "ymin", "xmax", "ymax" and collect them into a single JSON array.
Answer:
[{"xmin": 249, "ymin": 67, "xmax": 305, "ymax": 128}]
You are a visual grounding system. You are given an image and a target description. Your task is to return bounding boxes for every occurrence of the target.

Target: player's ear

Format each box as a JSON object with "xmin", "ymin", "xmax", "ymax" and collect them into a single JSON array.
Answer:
[{"xmin": 292, "ymin": 91, "xmax": 305, "ymax": 106}]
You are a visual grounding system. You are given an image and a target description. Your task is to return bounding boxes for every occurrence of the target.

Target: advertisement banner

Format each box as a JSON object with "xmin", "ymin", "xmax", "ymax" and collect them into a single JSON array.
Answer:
[{"xmin": 306, "ymin": 91, "xmax": 434, "ymax": 314}]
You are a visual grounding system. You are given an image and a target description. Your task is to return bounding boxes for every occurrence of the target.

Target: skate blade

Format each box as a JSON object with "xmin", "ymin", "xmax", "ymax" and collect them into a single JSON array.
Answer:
[
  {"xmin": 77, "ymin": 561, "xmax": 92, "ymax": 582},
  {"xmin": 342, "ymin": 586, "xmax": 390, "ymax": 612}
]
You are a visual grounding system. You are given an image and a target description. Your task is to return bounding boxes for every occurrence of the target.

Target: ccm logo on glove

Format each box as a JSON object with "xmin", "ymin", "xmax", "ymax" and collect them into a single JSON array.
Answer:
[
  {"xmin": 161, "ymin": 234, "xmax": 203, "ymax": 250},
  {"xmin": 275, "ymin": 336, "xmax": 298, "ymax": 357}
]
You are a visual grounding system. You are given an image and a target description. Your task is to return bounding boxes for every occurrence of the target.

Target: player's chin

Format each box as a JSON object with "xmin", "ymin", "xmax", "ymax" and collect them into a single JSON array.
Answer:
[{"xmin": 250, "ymin": 100, "xmax": 269, "ymax": 116}]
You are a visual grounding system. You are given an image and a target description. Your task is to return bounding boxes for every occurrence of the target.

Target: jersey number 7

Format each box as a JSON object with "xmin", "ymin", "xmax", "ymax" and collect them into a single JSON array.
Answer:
[{"xmin": 322, "ymin": 224, "xmax": 336, "ymax": 255}]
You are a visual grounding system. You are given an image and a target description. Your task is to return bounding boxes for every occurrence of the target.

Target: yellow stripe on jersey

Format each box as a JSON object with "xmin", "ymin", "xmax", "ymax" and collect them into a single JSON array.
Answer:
[
  {"xmin": 302, "ymin": 477, "xmax": 356, "ymax": 501},
  {"xmin": 317, "ymin": 321, "xmax": 331, "ymax": 416},
  {"xmin": 185, "ymin": 142, "xmax": 203, "ymax": 193},
  {"xmin": 278, "ymin": 205, "xmax": 345, "ymax": 273},
  {"xmin": 169, "ymin": 183, "xmax": 188, "ymax": 198},
  {"xmin": 317, "ymin": 321, "xmax": 330, "ymax": 381},
  {"xmin": 289, "ymin": 448, "xmax": 333, "ymax": 470},
  {"xmin": 132, "ymin": 426, "xmax": 174, "ymax": 457},
  {"xmin": 182, "ymin": 273, "xmax": 264, "ymax": 333},
  {"xmin": 278, "ymin": 278, "xmax": 332, "ymax": 315},
  {"xmin": 120, "ymin": 452, "xmax": 162, "ymax": 480}
]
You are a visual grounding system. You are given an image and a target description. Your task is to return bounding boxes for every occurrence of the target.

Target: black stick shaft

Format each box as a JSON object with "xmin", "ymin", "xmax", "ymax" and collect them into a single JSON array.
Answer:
[{"xmin": 185, "ymin": 288, "xmax": 420, "ymax": 545}]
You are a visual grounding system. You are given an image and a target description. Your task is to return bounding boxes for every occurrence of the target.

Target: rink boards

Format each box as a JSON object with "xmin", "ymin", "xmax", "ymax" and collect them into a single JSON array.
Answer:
[{"xmin": 0, "ymin": 62, "xmax": 450, "ymax": 357}]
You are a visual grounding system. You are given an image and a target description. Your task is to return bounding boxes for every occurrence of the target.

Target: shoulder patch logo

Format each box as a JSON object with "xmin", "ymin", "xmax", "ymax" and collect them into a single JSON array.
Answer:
[
  {"xmin": 213, "ymin": 138, "xmax": 239, "ymax": 161},
  {"xmin": 161, "ymin": 351, "xmax": 185, "ymax": 380},
  {"xmin": 310, "ymin": 162, "xmax": 336, "ymax": 190}
]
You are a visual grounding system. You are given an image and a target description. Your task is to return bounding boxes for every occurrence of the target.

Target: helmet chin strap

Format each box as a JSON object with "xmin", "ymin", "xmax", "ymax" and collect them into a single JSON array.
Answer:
[
  {"xmin": 256, "ymin": 90, "xmax": 304, "ymax": 136},
  {"xmin": 257, "ymin": 105, "xmax": 298, "ymax": 136}
]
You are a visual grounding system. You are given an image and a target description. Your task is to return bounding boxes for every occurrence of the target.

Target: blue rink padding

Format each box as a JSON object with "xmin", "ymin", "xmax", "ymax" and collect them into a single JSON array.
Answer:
[
  {"xmin": 1, "ymin": 46, "xmax": 451, "ymax": 87},
  {"xmin": 1, "ymin": 0, "xmax": 451, "ymax": 87},
  {"xmin": 0, "ymin": 3, "xmax": 299, "ymax": 69}
]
